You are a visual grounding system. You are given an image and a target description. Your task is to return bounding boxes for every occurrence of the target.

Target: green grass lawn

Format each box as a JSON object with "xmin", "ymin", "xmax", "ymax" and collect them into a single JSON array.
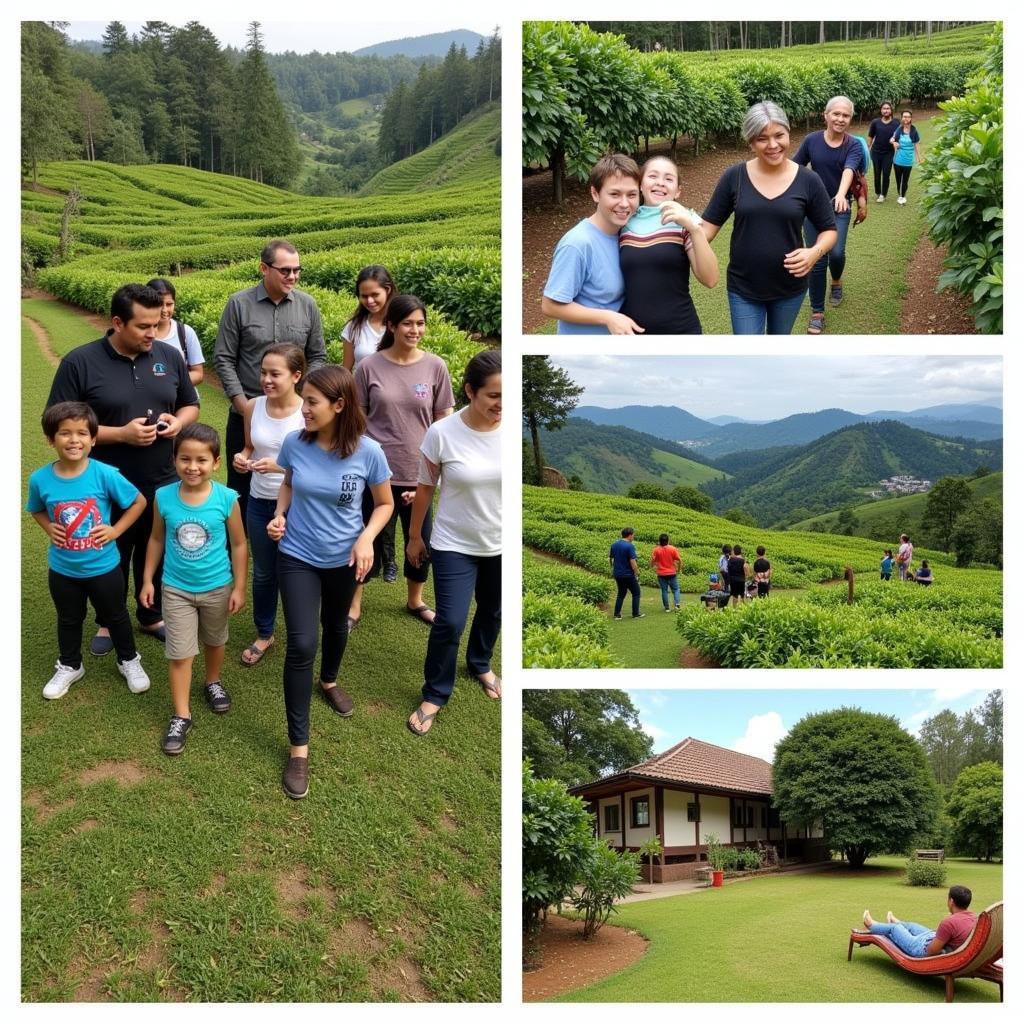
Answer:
[
  {"xmin": 533, "ymin": 117, "xmax": 938, "ymax": 336},
  {"xmin": 553, "ymin": 856, "xmax": 1002, "ymax": 1002},
  {"xmin": 22, "ymin": 298, "xmax": 500, "ymax": 1002}
]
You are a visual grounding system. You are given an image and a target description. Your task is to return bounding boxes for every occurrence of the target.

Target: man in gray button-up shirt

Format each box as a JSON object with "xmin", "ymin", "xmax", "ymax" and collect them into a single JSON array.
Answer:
[{"xmin": 214, "ymin": 238, "xmax": 326, "ymax": 522}]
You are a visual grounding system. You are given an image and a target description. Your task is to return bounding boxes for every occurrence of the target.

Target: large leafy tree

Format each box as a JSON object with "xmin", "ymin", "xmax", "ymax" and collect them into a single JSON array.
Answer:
[
  {"xmin": 946, "ymin": 761, "xmax": 1002, "ymax": 861},
  {"xmin": 773, "ymin": 708, "xmax": 940, "ymax": 868},
  {"xmin": 522, "ymin": 356, "xmax": 583, "ymax": 485},
  {"xmin": 523, "ymin": 689, "xmax": 653, "ymax": 786},
  {"xmin": 920, "ymin": 476, "xmax": 974, "ymax": 551},
  {"xmin": 918, "ymin": 691, "xmax": 1002, "ymax": 789}
]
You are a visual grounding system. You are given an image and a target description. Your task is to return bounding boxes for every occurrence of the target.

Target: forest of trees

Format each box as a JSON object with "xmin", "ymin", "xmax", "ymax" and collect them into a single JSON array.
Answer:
[
  {"xmin": 22, "ymin": 20, "xmax": 300, "ymax": 186},
  {"xmin": 376, "ymin": 35, "xmax": 501, "ymax": 163},
  {"xmin": 22, "ymin": 21, "xmax": 501, "ymax": 194},
  {"xmin": 583, "ymin": 21, "xmax": 979, "ymax": 52}
]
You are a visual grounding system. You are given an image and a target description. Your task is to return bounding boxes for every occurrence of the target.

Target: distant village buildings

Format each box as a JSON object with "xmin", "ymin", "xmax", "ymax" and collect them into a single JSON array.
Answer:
[{"xmin": 869, "ymin": 475, "xmax": 932, "ymax": 499}]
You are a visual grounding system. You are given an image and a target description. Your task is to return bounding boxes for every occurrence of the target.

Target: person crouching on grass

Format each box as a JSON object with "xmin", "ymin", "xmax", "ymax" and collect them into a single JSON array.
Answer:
[
  {"xmin": 27, "ymin": 402, "xmax": 152, "ymax": 699},
  {"xmin": 141, "ymin": 424, "xmax": 247, "ymax": 755}
]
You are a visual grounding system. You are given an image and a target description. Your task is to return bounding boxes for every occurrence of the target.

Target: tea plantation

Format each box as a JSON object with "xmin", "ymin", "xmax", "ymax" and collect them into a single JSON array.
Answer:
[{"xmin": 522, "ymin": 487, "xmax": 1002, "ymax": 668}]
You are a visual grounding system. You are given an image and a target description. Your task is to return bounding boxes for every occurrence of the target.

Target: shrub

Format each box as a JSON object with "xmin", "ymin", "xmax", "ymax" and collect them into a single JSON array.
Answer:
[
  {"xmin": 905, "ymin": 857, "xmax": 948, "ymax": 887},
  {"xmin": 571, "ymin": 841, "xmax": 640, "ymax": 939},
  {"xmin": 522, "ymin": 762, "xmax": 597, "ymax": 942},
  {"xmin": 738, "ymin": 848, "xmax": 762, "ymax": 870}
]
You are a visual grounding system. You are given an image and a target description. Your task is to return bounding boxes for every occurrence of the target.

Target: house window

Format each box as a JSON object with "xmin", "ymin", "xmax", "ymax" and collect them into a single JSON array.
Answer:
[
  {"xmin": 630, "ymin": 796, "xmax": 650, "ymax": 828},
  {"xmin": 687, "ymin": 802, "xmax": 700, "ymax": 823},
  {"xmin": 747, "ymin": 806, "xmax": 754, "ymax": 828},
  {"xmin": 768, "ymin": 807, "xmax": 781, "ymax": 828},
  {"xmin": 761, "ymin": 806, "xmax": 768, "ymax": 828},
  {"xmin": 733, "ymin": 803, "xmax": 745, "ymax": 827},
  {"xmin": 604, "ymin": 804, "xmax": 621, "ymax": 833}
]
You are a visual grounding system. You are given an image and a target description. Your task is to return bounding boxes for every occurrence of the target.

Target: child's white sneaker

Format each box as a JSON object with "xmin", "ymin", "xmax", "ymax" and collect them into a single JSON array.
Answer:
[
  {"xmin": 117, "ymin": 654, "xmax": 151, "ymax": 694},
  {"xmin": 43, "ymin": 661, "xmax": 85, "ymax": 700}
]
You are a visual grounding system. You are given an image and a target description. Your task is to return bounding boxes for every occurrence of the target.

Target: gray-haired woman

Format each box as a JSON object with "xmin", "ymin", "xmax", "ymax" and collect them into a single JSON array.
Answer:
[{"xmin": 702, "ymin": 102, "xmax": 838, "ymax": 335}]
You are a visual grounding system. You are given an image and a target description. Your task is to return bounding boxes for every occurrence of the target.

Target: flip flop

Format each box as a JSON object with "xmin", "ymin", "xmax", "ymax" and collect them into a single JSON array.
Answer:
[
  {"xmin": 240, "ymin": 637, "xmax": 274, "ymax": 666},
  {"xmin": 406, "ymin": 604, "xmax": 435, "ymax": 625},
  {"xmin": 406, "ymin": 705, "xmax": 438, "ymax": 736},
  {"xmin": 478, "ymin": 675, "xmax": 502, "ymax": 699}
]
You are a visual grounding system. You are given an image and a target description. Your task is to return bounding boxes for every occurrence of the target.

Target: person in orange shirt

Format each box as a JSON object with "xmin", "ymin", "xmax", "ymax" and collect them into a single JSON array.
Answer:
[{"xmin": 650, "ymin": 533, "xmax": 682, "ymax": 611}]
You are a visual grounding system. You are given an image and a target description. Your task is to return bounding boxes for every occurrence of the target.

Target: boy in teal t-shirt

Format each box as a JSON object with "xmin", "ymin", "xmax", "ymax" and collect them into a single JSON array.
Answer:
[
  {"xmin": 26, "ymin": 402, "xmax": 151, "ymax": 699},
  {"xmin": 141, "ymin": 423, "xmax": 247, "ymax": 755}
]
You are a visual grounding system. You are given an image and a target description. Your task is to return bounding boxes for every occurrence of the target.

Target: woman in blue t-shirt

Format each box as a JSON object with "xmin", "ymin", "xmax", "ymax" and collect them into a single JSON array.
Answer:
[
  {"xmin": 891, "ymin": 110, "xmax": 923, "ymax": 206},
  {"xmin": 618, "ymin": 155, "xmax": 719, "ymax": 335},
  {"xmin": 268, "ymin": 365, "xmax": 394, "ymax": 799}
]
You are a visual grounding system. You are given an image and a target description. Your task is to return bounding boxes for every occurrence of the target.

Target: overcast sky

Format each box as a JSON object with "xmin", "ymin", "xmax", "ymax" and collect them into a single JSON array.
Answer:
[
  {"xmin": 550, "ymin": 355, "xmax": 1003, "ymax": 419},
  {"xmin": 64, "ymin": 20, "xmax": 495, "ymax": 54},
  {"xmin": 624, "ymin": 688, "xmax": 997, "ymax": 763}
]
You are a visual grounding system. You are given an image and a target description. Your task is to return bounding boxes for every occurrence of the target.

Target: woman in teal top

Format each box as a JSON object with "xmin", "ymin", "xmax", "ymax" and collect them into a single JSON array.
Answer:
[
  {"xmin": 891, "ymin": 110, "xmax": 923, "ymax": 205},
  {"xmin": 618, "ymin": 155, "xmax": 719, "ymax": 334}
]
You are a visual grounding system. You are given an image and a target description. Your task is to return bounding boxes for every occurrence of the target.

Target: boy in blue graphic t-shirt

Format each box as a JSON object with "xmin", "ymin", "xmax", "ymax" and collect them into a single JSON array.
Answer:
[
  {"xmin": 141, "ymin": 423, "xmax": 247, "ymax": 755},
  {"xmin": 27, "ymin": 402, "xmax": 151, "ymax": 699}
]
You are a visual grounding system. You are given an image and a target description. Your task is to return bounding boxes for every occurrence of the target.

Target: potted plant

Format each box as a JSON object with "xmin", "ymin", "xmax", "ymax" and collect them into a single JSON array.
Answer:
[{"xmin": 704, "ymin": 832, "xmax": 726, "ymax": 887}]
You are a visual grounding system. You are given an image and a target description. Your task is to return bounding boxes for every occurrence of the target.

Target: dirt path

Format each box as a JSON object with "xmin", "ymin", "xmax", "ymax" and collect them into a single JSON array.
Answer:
[
  {"xmin": 523, "ymin": 914, "xmax": 648, "ymax": 1002},
  {"xmin": 522, "ymin": 110, "xmax": 970, "ymax": 334},
  {"xmin": 23, "ymin": 287, "xmax": 108, "ymax": 333},
  {"xmin": 24, "ymin": 315, "xmax": 61, "ymax": 368}
]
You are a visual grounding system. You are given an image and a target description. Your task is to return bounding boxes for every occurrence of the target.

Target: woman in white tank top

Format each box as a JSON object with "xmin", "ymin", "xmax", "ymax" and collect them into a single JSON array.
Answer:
[{"xmin": 231, "ymin": 344, "xmax": 306, "ymax": 666}]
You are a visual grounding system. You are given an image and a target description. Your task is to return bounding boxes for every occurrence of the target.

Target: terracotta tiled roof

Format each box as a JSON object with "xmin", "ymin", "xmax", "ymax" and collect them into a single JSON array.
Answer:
[{"xmin": 626, "ymin": 737, "xmax": 773, "ymax": 795}]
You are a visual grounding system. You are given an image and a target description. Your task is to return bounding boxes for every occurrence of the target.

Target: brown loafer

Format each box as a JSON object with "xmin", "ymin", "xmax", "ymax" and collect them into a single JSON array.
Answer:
[
  {"xmin": 321, "ymin": 683, "xmax": 354, "ymax": 717},
  {"xmin": 283, "ymin": 756, "xmax": 309, "ymax": 800}
]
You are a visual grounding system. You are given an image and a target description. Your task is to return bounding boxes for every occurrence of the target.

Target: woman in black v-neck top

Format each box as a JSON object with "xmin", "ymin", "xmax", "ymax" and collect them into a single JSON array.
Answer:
[{"xmin": 702, "ymin": 102, "xmax": 837, "ymax": 335}]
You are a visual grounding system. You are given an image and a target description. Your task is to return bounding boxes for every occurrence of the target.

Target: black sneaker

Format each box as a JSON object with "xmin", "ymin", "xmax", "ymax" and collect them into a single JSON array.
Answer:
[
  {"xmin": 204, "ymin": 681, "xmax": 231, "ymax": 714},
  {"xmin": 162, "ymin": 716, "xmax": 193, "ymax": 755},
  {"xmin": 383, "ymin": 561, "xmax": 399, "ymax": 583},
  {"xmin": 633, "ymin": 613, "xmax": 646, "ymax": 619}
]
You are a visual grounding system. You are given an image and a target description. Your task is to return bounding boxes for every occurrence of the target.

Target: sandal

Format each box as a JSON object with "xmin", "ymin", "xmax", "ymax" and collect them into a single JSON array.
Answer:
[
  {"xmin": 807, "ymin": 312, "xmax": 825, "ymax": 335},
  {"xmin": 478, "ymin": 674, "xmax": 502, "ymax": 699},
  {"xmin": 240, "ymin": 636, "xmax": 274, "ymax": 666},
  {"xmin": 406, "ymin": 705, "xmax": 439, "ymax": 737},
  {"xmin": 406, "ymin": 604, "xmax": 435, "ymax": 625}
]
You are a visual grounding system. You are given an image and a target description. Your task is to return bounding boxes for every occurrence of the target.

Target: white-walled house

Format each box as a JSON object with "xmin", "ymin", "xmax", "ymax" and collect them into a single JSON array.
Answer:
[{"xmin": 570, "ymin": 737, "xmax": 827, "ymax": 882}]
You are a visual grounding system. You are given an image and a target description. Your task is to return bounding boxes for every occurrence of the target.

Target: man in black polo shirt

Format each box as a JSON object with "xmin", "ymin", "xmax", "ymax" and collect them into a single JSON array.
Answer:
[
  {"xmin": 213, "ymin": 238, "xmax": 326, "ymax": 524},
  {"xmin": 47, "ymin": 283, "xmax": 200, "ymax": 655}
]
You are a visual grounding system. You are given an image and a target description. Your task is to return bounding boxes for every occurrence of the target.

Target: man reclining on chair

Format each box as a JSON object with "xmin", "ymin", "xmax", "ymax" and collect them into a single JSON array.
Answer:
[{"xmin": 862, "ymin": 885, "xmax": 977, "ymax": 957}]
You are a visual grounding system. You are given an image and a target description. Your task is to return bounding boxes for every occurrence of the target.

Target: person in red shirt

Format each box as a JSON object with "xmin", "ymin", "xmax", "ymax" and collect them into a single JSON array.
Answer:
[
  {"xmin": 861, "ymin": 885, "xmax": 977, "ymax": 957},
  {"xmin": 650, "ymin": 533, "xmax": 682, "ymax": 611}
]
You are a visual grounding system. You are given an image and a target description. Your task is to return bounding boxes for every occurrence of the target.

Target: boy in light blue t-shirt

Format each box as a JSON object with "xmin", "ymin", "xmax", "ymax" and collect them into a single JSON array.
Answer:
[
  {"xmin": 27, "ymin": 402, "xmax": 151, "ymax": 700},
  {"xmin": 141, "ymin": 423, "xmax": 247, "ymax": 755},
  {"xmin": 541, "ymin": 153, "xmax": 643, "ymax": 336}
]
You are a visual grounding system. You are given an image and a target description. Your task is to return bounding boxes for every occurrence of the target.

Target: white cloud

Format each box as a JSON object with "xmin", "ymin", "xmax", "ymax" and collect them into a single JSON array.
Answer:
[
  {"xmin": 932, "ymin": 684, "xmax": 990, "ymax": 702},
  {"xmin": 641, "ymin": 719, "xmax": 670, "ymax": 742},
  {"xmin": 901, "ymin": 709, "xmax": 932, "ymax": 735},
  {"xmin": 731, "ymin": 712, "xmax": 787, "ymax": 762}
]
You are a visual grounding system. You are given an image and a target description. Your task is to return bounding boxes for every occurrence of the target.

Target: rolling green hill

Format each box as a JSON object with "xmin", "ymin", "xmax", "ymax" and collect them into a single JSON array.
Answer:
[
  {"xmin": 535, "ymin": 418, "xmax": 727, "ymax": 493},
  {"xmin": 702, "ymin": 421, "xmax": 1002, "ymax": 527},
  {"xmin": 359, "ymin": 104, "xmax": 500, "ymax": 196},
  {"xmin": 790, "ymin": 472, "xmax": 1003, "ymax": 541}
]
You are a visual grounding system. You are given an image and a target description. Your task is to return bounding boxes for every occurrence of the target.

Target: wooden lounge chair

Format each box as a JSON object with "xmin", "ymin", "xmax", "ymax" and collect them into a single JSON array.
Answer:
[{"xmin": 847, "ymin": 901, "xmax": 1003, "ymax": 1002}]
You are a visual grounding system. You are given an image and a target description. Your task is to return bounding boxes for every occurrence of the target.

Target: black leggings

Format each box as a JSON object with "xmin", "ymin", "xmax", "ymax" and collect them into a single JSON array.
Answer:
[
  {"xmin": 50, "ymin": 567, "xmax": 137, "ymax": 668},
  {"xmin": 894, "ymin": 164, "xmax": 913, "ymax": 198},
  {"xmin": 278, "ymin": 551, "xmax": 358, "ymax": 745},
  {"xmin": 872, "ymin": 150, "xmax": 894, "ymax": 196},
  {"xmin": 362, "ymin": 483, "xmax": 433, "ymax": 584}
]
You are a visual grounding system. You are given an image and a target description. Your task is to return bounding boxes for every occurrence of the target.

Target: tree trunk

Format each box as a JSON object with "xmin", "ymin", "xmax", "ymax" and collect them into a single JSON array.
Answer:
[
  {"xmin": 529, "ymin": 416, "xmax": 545, "ymax": 485},
  {"xmin": 551, "ymin": 146, "xmax": 565, "ymax": 205},
  {"xmin": 845, "ymin": 845, "xmax": 868, "ymax": 868}
]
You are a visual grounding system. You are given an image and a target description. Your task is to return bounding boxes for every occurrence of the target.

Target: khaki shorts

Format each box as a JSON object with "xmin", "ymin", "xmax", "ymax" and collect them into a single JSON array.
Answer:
[{"xmin": 163, "ymin": 584, "xmax": 232, "ymax": 659}]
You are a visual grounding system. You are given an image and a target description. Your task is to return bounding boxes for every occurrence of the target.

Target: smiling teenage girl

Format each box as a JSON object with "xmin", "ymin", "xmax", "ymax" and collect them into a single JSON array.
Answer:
[{"xmin": 341, "ymin": 265, "xmax": 396, "ymax": 371}]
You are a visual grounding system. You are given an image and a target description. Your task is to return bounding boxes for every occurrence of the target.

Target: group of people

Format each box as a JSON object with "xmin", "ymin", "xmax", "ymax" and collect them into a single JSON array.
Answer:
[
  {"xmin": 608, "ymin": 529, "xmax": 773, "ymax": 616},
  {"xmin": 542, "ymin": 97, "xmax": 924, "ymax": 336},
  {"xmin": 881, "ymin": 534, "xmax": 933, "ymax": 585},
  {"xmin": 28, "ymin": 239, "xmax": 502, "ymax": 799}
]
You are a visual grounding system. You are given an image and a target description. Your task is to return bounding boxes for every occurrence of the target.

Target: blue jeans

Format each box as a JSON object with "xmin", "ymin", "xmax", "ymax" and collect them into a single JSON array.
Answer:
[
  {"xmin": 422, "ymin": 549, "xmax": 501, "ymax": 708},
  {"xmin": 868, "ymin": 920, "xmax": 935, "ymax": 958},
  {"xmin": 614, "ymin": 576, "xmax": 642, "ymax": 617},
  {"xmin": 727, "ymin": 290, "xmax": 807, "ymax": 335},
  {"xmin": 246, "ymin": 496, "xmax": 280, "ymax": 640},
  {"xmin": 657, "ymin": 574, "xmax": 681, "ymax": 609},
  {"xmin": 805, "ymin": 210, "xmax": 851, "ymax": 313}
]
